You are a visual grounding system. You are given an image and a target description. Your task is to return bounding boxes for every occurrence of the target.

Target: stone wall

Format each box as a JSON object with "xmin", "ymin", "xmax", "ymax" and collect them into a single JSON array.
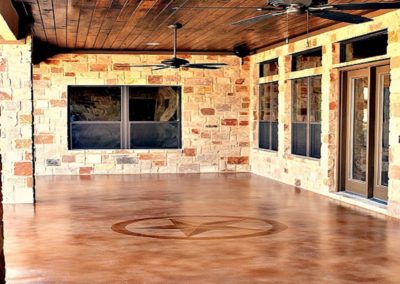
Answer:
[
  {"xmin": 249, "ymin": 10, "xmax": 400, "ymax": 217},
  {"xmin": 32, "ymin": 54, "xmax": 250, "ymax": 175},
  {"xmin": 0, "ymin": 39, "xmax": 33, "ymax": 203}
]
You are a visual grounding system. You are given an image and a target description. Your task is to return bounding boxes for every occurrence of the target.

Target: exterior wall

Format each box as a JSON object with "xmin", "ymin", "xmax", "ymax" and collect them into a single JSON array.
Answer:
[
  {"xmin": 0, "ymin": 39, "xmax": 34, "ymax": 203},
  {"xmin": 32, "ymin": 54, "xmax": 250, "ymax": 175},
  {"xmin": 250, "ymin": 10, "xmax": 400, "ymax": 217}
]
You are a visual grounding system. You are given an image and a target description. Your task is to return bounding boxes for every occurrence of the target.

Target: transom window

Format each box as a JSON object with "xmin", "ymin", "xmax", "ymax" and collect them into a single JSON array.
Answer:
[
  {"xmin": 292, "ymin": 47, "xmax": 322, "ymax": 71},
  {"xmin": 259, "ymin": 82, "xmax": 279, "ymax": 151},
  {"xmin": 340, "ymin": 30, "xmax": 388, "ymax": 63},
  {"xmin": 69, "ymin": 86, "xmax": 181, "ymax": 150},
  {"xmin": 291, "ymin": 76, "xmax": 322, "ymax": 158},
  {"xmin": 259, "ymin": 59, "xmax": 279, "ymax": 77}
]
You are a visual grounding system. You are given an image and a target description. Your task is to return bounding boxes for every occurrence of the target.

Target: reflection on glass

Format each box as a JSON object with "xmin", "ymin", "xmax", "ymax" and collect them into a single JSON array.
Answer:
[
  {"xmin": 69, "ymin": 87, "xmax": 121, "ymax": 121},
  {"xmin": 292, "ymin": 123, "xmax": 307, "ymax": 156},
  {"xmin": 310, "ymin": 77, "xmax": 322, "ymax": 123},
  {"xmin": 380, "ymin": 74, "xmax": 390, "ymax": 187},
  {"xmin": 259, "ymin": 122, "xmax": 270, "ymax": 150},
  {"xmin": 260, "ymin": 60, "xmax": 279, "ymax": 77},
  {"xmin": 71, "ymin": 123, "xmax": 121, "ymax": 149},
  {"xmin": 259, "ymin": 82, "xmax": 279, "ymax": 151},
  {"xmin": 352, "ymin": 77, "xmax": 369, "ymax": 181},
  {"xmin": 271, "ymin": 122, "xmax": 278, "ymax": 151},
  {"xmin": 260, "ymin": 84, "xmax": 271, "ymax": 121},
  {"xmin": 310, "ymin": 124, "xmax": 321, "ymax": 159},
  {"xmin": 130, "ymin": 122, "xmax": 179, "ymax": 149},
  {"xmin": 292, "ymin": 48, "xmax": 322, "ymax": 71},
  {"xmin": 129, "ymin": 86, "xmax": 179, "ymax": 121},
  {"xmin": 341, "ymin": 32, "xmax": 388, "ymax": 62},
  {"xmin": 293, "ymin": 78, "xmax": 308, "ymax": 123}
]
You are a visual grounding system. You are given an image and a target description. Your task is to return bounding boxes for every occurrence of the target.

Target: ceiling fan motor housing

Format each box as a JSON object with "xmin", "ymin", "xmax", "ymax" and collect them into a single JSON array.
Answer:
[
  {"xmin": 161, "ymin": 57, "xmax": 189, "ymax": 68},
  {"xmin": 269, "ymin": 0, "xmax": 326, "ymax": 7}
]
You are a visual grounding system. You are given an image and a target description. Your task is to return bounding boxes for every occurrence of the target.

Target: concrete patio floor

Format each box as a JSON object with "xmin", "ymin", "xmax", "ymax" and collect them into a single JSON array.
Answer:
[{"xmin": 4, "ymin": 173, "xmax": 400, "ymax": 283}]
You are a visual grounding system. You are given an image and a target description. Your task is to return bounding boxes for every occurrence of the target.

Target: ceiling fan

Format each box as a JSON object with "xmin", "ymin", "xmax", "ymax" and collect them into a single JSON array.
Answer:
[
  {"xmin": 173, "ymin": 0, "xmax": 400, "ymax": 25},
  {"xmin": 119, "ymin": 23, "xmax": 227, "ymax": 70}
]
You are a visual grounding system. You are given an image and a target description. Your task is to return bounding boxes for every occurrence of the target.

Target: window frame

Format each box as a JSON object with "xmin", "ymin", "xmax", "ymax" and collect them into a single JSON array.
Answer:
[
  {"xmin": 291, "ymin": 76, "xmax": 322, "ymax": 158},
  {"xmin": 259, "ymin": 58, "xmax": 279, "ymax": 77},
  {"xmin": 339, "ymin": 30, "xmax": 388, "ymax": 63},
  {"xmin": 291, "ymin": 47, "xmax": 322, "ymax": 72},
  {"xmin": 68, "ymin": 85, "xmax": 182, "ymax": 150},
  {"xmin": 259, "ymin": 81, "xmax": 279, "ymax": 151}
]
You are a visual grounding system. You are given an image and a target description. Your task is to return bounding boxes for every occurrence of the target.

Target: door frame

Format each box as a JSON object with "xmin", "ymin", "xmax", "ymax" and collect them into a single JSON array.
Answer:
[{"xmin": 337, "ymin": 59, "xmax": 390, "ymax": 199}]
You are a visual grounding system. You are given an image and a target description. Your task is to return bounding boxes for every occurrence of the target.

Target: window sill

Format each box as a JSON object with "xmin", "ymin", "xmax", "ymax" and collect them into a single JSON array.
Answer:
[
  {"xmin": 332, "ymin": 55, "xmax": 389, "ymax": 70},
  {"xmin": 285, "ymin": 67, "xmax": 323, "ymax": 80},
  {"xmin": 254, "ymin": 148, "xmax": 279, "ymax": 155},
  {"xmin": 289, "ymin": 154, "xmax": 321, "ymax": 164}
]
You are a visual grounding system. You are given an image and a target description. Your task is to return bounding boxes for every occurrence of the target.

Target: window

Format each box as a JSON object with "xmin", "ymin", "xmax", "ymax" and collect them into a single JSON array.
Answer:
[
  {"xmin": 260, "ymin": 59, "xmax": 279, "ymax": 77},
  {"xmin": 69, "ymin": 86, "xmax": 181, "ymax": 150},
  {"xmin": 340, "ymin": 30, "xmax": 388, "ymax": 63},
  {"xmin": 292, "ymin": 47, "xmax": 322, "ymax": 71},
  {"xmin": 292, "ymin": 76, "xmax": 321, "ymax": 158},
  {"xmin": 259, "ymin": 82, "xmax": 279, "ymax": 151}
]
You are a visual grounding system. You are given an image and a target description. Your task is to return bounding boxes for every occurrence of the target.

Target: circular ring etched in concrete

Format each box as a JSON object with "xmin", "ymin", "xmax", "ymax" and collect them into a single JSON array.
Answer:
[{"xmin": 111, "ymin": 216, "xmax": 288, "ymax": 240}]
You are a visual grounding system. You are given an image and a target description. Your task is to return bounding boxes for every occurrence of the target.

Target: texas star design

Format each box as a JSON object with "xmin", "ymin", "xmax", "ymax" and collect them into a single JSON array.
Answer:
[{"xmin": 137, "ymin": 218, "xmax": 265, "ymax": 237}]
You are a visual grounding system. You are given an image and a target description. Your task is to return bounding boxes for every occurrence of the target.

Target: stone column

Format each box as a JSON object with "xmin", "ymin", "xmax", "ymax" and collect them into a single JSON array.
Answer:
[
  {"xmin": 388, "ymin": 27, "xmax": 400, "ymax": 216},
  {"xmin": 0, "ymin": 38, "xmax": 34, "ymax": 203}
]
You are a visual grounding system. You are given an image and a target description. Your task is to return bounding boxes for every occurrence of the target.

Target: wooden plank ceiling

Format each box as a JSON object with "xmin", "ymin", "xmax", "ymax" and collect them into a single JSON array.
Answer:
[{"xmin": 12, "ymin": 0, "xmax": 392, "ymax": 53}]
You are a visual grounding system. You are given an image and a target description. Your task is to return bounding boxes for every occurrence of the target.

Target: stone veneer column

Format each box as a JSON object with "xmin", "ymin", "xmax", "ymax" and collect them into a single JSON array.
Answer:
[
  {"xmin": 0, "ymin": 39, "xmax": 34, "ymax": 203},
  {"xmin": 388, "ymin": 27, "xmax": 400, "ymax": 216}
]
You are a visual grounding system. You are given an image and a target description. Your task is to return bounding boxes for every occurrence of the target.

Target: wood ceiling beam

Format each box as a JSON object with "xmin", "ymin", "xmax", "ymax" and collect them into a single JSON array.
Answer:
[{"xmin": 0, "ymin": 0, "xmax": 19, "ymax": 40}]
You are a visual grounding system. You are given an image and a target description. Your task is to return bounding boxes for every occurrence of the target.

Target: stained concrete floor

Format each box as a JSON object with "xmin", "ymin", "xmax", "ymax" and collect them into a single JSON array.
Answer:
[{"xmin": 3, "ymin": 173, "xmax": 400, "ymax": 283}]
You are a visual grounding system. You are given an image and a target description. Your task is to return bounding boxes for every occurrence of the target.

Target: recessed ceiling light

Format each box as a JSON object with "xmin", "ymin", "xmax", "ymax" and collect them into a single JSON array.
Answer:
[{"xmin": 146, "ymin": 42, "xmax": 160, "ymax": 46}]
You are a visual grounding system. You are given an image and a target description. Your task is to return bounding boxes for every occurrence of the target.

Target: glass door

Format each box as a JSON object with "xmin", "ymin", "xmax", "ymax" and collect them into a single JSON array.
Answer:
[
  {"xmin": 373, "ymin": 66, "xmax": 390, "ymax": 201},
  {"xmin": 341, "ymin": 64, "xmax": 390, "ymax": 201},
  {"xmin": 344, "ymin": 69, "xmax": 370, "ymax": 196}
]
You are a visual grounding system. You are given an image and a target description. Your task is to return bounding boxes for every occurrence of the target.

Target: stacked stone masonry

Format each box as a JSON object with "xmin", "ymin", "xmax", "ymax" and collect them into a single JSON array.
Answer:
[
  {"xmin": 250, "ymin": 10, "xmax": 400, "ymax": 218},
  {"xmin": 32, "ymin": 54, "xmax": 251, "ymax": 176},
  {"xmin": 0, "ymin": 38, "xmax": 33, "ymax": 203}
]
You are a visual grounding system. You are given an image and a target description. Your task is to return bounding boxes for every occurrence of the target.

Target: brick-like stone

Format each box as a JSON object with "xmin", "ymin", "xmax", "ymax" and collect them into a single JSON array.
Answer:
[
  {"xmin": 46, "ymin": 159, "xmax": 61, "ymax": 167},
  {"xmin": 147, "ymin": 75, "xmax": 163, "ymax": 84},
  {"xmin": 201, "ymin": 108, "xmax": 215, "ymax": 115},
  {"xmin": 0, "ymin": 91, "xmax": 12, "ymax": 100},
  {"xmin": 227, "ymin": 157, "xmax": 249, "ymax": 165},
  {"xmin": 90, "ymin": 64, "xmax": 108, "ymax": 72},
  {"xmin": 14, "ymin": 162, "xmax": 33, "ymax": 176},
  {"xmin": 50, "ymin": 100, "xmax": 67, "ymax": 107},
  {"xmin": 35, "ymin": 134, "xmax": 54, "ymax": 144},
  {"xmin": 15, "ymin": 139, "xmax": 31, "ymax": 149},
  {"xmin": 116, "ymin": 156, "xmax": 139, "ymax": 164},
  {"xmin": 221, "ymin": 119, "xmax": 238, "ymax": 126},
  {"xmin": 79, "ymin": 167, "xmax": 93, "ymax": 175},
  {"xmin": 62, "ymin": 155, "xmax": 75, "ymax": 163},
  {"xmin": 183, "ymin": 148, "xmax": 196, "ymax": 157}
]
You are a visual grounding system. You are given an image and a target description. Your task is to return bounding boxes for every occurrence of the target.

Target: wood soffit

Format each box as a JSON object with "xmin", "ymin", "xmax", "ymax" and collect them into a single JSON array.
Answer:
[{"xmin": 11, "ymin": 0, "xmax": 395, "ymax": 54}]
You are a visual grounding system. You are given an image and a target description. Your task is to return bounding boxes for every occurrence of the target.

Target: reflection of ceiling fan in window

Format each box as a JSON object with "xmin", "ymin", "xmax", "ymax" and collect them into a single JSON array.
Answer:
[
  {"xmin": 118, "ymin": 23, "xmax": 227, "ymax": 71},
  {"xmin": 173, "ymin": 0, "xmax": 400, "ymax": 25}
]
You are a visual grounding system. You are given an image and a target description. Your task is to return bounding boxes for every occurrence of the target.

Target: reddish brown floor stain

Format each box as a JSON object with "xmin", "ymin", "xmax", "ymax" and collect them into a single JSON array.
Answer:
[
  {"xmin": 112, "ymin": 216, "xmax": 288, "ymax": 240},
  {"xmin": 3, "ymin": 173, "xmax": 400, "ymax": 283}
]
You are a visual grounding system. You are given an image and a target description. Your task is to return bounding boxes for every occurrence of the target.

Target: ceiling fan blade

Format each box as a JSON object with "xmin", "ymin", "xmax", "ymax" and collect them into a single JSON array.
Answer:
[
  {"xmin": 231, "ymin": 12, "xmax": 286, "ymax": 26},
  {"xmin": 152, "ymin": 66, "xmax": 170, "ymax": 71},
  {"xmin": 189, "ymin": 63, "xmax": 228, "ymax": 67},
  {"xmin": 311, "ymin": 11, "xmax": 372, "ymax": 24},
  {"xmin": 172, "ymin": 6, "xmax": 278, "ymax": 11},
  {"xmin": 331, "ymin": 2, "xmax": 400, "ymax": 10},
  {"xmin": 185, "ymin": 64, "xmax": 221, "ymax": 69},
  {"xmin": 117, "ymin": 64, "xmax": 165, "ymax": 68}
]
